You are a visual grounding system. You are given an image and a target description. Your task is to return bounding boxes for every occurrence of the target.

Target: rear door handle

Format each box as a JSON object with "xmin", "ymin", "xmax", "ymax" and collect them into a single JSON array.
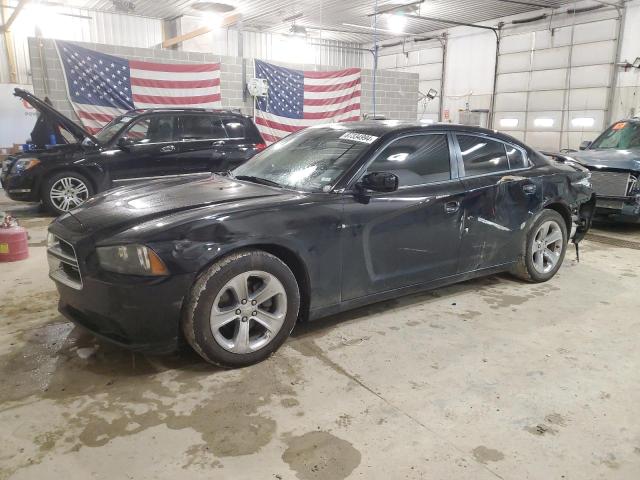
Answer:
[
  {"xmin": 522, "ymin": 184, "xmax": 537, "ymax": 194},
  {"xmin": 212, "ymin": 140, "xmax": 226, "ymax": 147},
  {"xmin": 159, "ymin": 145, "xmax": 176, "ymax": 153},
  {"xmin": 444, "ymin": 201, "xmax": 460, "ymax": 214}
]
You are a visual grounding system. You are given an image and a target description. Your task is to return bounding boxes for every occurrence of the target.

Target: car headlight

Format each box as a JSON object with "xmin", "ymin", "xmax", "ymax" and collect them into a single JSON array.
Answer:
[
  {"xmin": 13, "ymin": 157, "xmax": 40, "ymax": 173},
  {"xmin": 96, "ymin": 244, "xmax": 168, "ymax": 276}
]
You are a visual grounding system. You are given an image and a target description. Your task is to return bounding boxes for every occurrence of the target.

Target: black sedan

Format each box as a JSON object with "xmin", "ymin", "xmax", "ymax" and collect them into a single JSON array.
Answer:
[{"xmin": 46, "ymin": 122, "xmax": 596, "ymax": 367}]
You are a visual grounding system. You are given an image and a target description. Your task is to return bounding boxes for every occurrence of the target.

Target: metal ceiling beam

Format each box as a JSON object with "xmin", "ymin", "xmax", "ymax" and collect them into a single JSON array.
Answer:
[
  {"xmin": 367, "ymin": 0, "xmax": 425, "ymax": 16},
  {"xmin": 404, "ymin": 13, "xmax": 499, "ymax": 32},
  {"xmin": 492, "ymin": 0, "xmax": 554, "ymax": 8}
]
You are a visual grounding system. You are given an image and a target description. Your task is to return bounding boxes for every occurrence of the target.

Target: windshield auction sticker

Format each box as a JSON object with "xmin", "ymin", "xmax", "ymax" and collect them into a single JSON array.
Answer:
[{"xmin": 340, "ymin": 132, "xmax": 379, "ymax": 144}]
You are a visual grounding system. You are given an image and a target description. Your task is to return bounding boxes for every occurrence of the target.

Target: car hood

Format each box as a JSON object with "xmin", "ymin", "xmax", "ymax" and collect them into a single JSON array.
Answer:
[
  {"xmin": 63, "ymin": 175, "xmax": 287, "ymax": 235},
  {"xmin": 570, "ymin": 149, "xmax": 640, "ymax": 172}
]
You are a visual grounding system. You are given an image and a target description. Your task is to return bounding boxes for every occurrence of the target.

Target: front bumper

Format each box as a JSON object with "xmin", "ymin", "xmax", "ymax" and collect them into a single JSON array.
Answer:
[
  {"xmin": 595, "ymin": 194, "xmax": 640, "ymax": 223},
  {"xmin": 55, "ymin": 272, "xmax": 196, "ymax": 354},
  {"xmin": 1, "ymin": 171, "xmax": 39, "ymax": 202}
]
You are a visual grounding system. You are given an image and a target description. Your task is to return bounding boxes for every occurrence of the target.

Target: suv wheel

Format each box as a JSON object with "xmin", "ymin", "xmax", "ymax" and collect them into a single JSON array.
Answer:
[
  {"xmin": 42, "ymin": 171, "xmax": 94, "ymax": 216},
  {"xmin": 182, "ymin": 250, "xmax": 300, "ymax": 368}
]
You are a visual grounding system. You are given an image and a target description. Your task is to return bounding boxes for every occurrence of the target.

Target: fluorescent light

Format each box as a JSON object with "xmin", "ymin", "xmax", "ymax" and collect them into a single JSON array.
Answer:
[
  {"xmin": 534, "ymin": 118, "xmax": 554, "ymax": 128},
  {"xmin": 420, "ymin": 118, "xmax": 435, "ymax": 124},
  {"xmin": 203, "ymin": 12, "xmax": 223, "ymax": 29},
  {"xmin": 386, "ymin": 13, "xmax": 407, "ymax": 34},
  {"xmin": 499, "ymin": 118, "xmax": 519, "ymax": 128},
  {"xmin": 571, "ymin": 117, "xmax": 595, "ymax": 128}
]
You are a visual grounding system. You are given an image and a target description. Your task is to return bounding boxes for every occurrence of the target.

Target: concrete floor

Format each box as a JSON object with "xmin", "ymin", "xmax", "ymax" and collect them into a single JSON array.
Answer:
[{"xmin": 1, "ymin": 190, "xmax": 640, "ymax": 480}]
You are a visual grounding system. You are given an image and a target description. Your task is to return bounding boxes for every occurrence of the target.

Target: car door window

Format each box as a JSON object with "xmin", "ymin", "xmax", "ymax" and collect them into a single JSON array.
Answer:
[
  {"xmin": 505, "ymin": 145, "xmax": 527, "ymax": 169},
  {"xmin": 123, "ymin": 116, "xmax": 176, "ymax": 144},
  {"xmin": 366, "ymin": 134, "xmax": 451, "ymax": 187},
  {"xmin": 180, "ymin": 115, "xmax": 227, "ymax": 141},
  {"xmin": 222, "ymin": 119, "xmax": 246, "ymax": 139},
  {"xmin": 457, "ymin": 135, "xmax": 509, "ymax": 176}
]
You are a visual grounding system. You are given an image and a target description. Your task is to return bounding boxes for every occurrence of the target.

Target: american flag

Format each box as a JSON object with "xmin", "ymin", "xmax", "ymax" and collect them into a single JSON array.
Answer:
[
  {"xmin": 56, "ymin": 41, "xmax": 221, "ymax": 134},
  {"xmin": 254, "ymin": 60, "xmax": 361, "ymax": 143}
]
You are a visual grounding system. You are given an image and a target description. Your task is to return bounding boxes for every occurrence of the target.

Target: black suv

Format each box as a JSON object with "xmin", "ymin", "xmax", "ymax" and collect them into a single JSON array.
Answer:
[{"xmin": 1, "ymin": 89, "xmax": 265, "ymax": 215}]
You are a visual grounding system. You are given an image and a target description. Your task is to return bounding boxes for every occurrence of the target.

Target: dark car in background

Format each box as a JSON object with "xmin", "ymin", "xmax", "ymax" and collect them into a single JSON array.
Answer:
[
  {"xmin": 1, "ymin": 89, "xmax": 265, "ymax": 215},
  {"xmin": 548, "ymin": 118, "xmax": 640, "ymax": 223},
  {"xmin": 46, "ymin": 121, "xmax": 595, "ymax": 367}
]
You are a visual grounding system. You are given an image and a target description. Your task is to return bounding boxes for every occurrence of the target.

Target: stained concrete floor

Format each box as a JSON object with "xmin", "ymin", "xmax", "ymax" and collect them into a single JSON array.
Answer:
[{"xmin": 1, "ymin": 190, "xmax": 640, "ymax": 480}]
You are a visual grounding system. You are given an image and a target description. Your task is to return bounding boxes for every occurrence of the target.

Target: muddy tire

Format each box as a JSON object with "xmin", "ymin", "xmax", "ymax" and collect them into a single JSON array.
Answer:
[
  {"xmin": 182, "ymin": 250, "xmax": 300, "ymax": 368},
  {"xmin": 511, "ymin": 209, "xmax": 568, "ymax": 283},
  {"xmin": 42, "ymin": 171, "xmax": 94, "ymax": 216}
]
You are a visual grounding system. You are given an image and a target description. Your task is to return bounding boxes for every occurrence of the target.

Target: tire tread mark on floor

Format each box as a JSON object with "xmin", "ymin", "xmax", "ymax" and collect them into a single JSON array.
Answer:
[{"xmin": 289, "ymin": 339, "xmax": 505, "ymax": 480}]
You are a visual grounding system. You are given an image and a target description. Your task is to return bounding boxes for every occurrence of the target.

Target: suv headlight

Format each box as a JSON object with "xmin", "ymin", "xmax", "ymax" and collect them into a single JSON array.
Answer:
[
  {"xmin": 13, "ymin": 157, "xmax": 40, "ymax": 173},
  {"xmin": 96, "ymin": 244, "xmax": 168, "ymax": 276}
]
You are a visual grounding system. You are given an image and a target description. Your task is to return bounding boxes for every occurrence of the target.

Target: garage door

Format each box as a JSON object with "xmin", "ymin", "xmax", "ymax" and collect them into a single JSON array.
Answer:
[
  {"xmin": 493, "ymin": 17, "xmax": 619, "ymax": 151},
  {"xmin": 377, "ymin": 39, "xmax": 444, "ymax": 123}
]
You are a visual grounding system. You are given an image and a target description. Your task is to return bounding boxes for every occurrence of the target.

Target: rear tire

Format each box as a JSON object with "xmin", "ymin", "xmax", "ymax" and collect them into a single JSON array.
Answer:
[
  {"xmin": 511, "ymin": 209, "xmax": 568, "ymax": 283},
  {"xmin": 42, "ymin": 171, "xmax": 94, "ymax": 216},
  {"xmin": 182, "ymin": 250, "xmax": 300, "ymax": 368}
]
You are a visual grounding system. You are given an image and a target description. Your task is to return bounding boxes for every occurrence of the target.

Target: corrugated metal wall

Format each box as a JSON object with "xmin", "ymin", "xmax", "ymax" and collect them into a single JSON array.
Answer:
[{"xmin": 1, "ymin": 9, "xmax": 162, "ymax": 84}]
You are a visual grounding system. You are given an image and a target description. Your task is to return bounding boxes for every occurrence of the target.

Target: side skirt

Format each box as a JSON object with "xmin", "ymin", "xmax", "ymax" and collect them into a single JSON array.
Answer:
[{"xmin": 307, "ymin": 262, "xmax": 517, "ymax": 322}]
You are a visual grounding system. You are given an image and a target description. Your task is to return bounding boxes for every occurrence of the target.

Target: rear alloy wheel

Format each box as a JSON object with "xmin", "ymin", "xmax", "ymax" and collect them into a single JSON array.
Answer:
[
  {"xmin": 512, "ymin": 209, "xmax": 568, "ymax": 283},
  {"xmin": 182, "ymin": 250, "xmax": 300, "ymax": 368},
  {"xmin": 42, "ymin": 172, "xmax": 94, "ymax": 216}
]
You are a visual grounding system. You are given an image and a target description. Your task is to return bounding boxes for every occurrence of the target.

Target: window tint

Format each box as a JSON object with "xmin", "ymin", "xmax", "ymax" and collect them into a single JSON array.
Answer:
[
  {"xmin": 506, "ymin": 146, "xmax": 527, "ymax": 169},
  {"xmin": 458, "ymin": 135, "xmax": 508, "ymax": 176},
  {"xmin": 366, "ymin": 134, "xmax": 451, "ymax": 187},
  {"xmin": 123, "ymin": 116, "xmax": 176, "ymax": 144},
  {"xmin": 180, "ymin": 115, "xmax": 227, "ymax": 140},
  {"xmin": 223, "ymin": 119, "xmax": 246, "ymax": 138}
]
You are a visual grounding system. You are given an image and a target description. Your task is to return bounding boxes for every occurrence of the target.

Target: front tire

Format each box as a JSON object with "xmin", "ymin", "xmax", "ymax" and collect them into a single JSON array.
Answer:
[
  {"xmin": 182, "ymin": 250, "xmax": 300, "ymax": 368},
  {"xmin": 511, "ymin": 209, "xmax": 568, "ymax": 283},
  {"xmin": 42, "ymin": 171, "xmax": 94, "ymax": 216}
]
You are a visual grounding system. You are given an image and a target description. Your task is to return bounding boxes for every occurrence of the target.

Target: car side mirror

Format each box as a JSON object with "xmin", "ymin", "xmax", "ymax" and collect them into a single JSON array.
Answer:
[
  {"xmin": 358, "ymin": 172, "xmax": 399, "ymax": 193},
  {"xmin": 117, "ymin": 137, "xmax": 135, "ymax": 151},
  {"xmin": 579, "ymin": 140, "xmax": 592, "ymax": 150}
]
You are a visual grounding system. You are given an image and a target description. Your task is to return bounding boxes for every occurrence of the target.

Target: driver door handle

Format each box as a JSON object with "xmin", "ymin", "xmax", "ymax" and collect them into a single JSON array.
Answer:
[
  {"xmin": 212, "ymin": 140, "xmax": 226, "ymax": 147},
  {"xmin": 159, "ymin": 145, "xmax": 176, "ymax": 153},
  {"xmin": 444, "ymin": 201, "xmax": 460, "ymax": 214}
]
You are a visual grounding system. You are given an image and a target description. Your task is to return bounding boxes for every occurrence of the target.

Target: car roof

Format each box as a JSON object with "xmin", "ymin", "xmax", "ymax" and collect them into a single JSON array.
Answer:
[
  {"xmin": 125, "ymin": 108, "xmax": 247, "ymax": 117},
  {"xmin": 322, "ymin": 120, "xmax": 530, "ymax": 148}
]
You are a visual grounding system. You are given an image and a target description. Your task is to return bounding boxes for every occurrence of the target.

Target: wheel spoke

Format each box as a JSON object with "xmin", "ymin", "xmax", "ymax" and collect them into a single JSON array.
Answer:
[
  {"xmin": 227, "ymin": 272, "xmax": 249, "ymax": 301},
  {"xmin": 210, "ymin": 310, "xmax": 238, "ymax": 330},
  {"xmin": 534, "ymin": 251, "xmax": 544, "ymax": 271},
  {"xmin": 545, "ymin": 229, "xmax": 563, "ymax": 245},
  {"xmin": 251, "ymin": 277, "xmax": 284, "ymax": 306},
  {"xmin": 231, "ymin": 320, "xmax": 251, "ymax": 354},
  {"xmin": 253, "ymin": 310, "xmax": 285, "ymax": 334},
  {"xmin": 543, "ymin": 249, "xmax": 559, "ymax": 268}
]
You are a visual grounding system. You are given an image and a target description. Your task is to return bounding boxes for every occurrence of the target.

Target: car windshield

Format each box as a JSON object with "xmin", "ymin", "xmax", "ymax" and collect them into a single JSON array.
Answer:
[
  {"xmin": 232, "ymin": 127, "xmax": 377, "ymax": 192},
  {"xmin": 94, "ymin": 115, "xmax": 135, "ymax": 143},
  {"xmin": 590, "ymin": 121, "xmax": 640, "ymax": 150}
]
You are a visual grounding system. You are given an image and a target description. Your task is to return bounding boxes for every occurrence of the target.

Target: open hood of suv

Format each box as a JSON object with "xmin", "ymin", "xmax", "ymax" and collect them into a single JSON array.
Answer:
[{"xmin": 14, "ymin": 88, "xmax": 99, "ymax": 145}]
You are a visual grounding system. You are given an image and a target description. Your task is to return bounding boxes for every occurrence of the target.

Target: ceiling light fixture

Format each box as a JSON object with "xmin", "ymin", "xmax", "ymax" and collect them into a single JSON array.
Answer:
[{"xmin": 386, "ymin": 13, "xmax": 407, "ymax": 33}]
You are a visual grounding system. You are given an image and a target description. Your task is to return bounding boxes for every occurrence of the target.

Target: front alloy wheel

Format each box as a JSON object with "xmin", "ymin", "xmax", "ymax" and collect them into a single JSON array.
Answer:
[
  {"xmin": 42, "ymin": 171, "xmax": 94, "ymax": 216},
  {"xmin": 183, "ymin": 250, "xmax": 300, "ymax": 368}
]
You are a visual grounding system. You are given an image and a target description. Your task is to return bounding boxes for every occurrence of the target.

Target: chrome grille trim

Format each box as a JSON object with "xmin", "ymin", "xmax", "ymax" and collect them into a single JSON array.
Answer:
[
  {"xmin": 589, "ymin": 171, "xmax": 631, "ymax": 197},
  {"xmin": 47, "ymin": 235, "xmax": 83, "ymax": 290}
]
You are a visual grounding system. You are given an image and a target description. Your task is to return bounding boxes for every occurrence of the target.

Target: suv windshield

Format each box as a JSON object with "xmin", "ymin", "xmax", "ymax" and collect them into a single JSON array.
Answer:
[
  {"xmin": 232, "ymin": 127, "xmax": 376, "ymax": 192},
  {"xmin": 94, "ymin": 115, "xmax": 135, "ymax": 143},
  {"xmin": 590, "ymin": 121, "xmax": 640, "ymax": 150}
]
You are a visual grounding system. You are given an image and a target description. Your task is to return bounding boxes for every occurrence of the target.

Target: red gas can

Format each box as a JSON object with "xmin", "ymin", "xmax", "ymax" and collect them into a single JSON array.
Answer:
[{"xmin": 0, "ymin": 216, "xmax": 29, "ymax": 262}]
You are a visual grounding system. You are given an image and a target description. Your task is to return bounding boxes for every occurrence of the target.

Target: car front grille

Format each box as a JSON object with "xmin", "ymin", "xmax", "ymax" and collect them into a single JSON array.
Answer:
[
  {"xmin": 589, "ymin": 171, "xmax": 631, "ymax": 197},
  {"xmin": 48, "ymin": 234, "xmax": 83, "ymax": 290}
]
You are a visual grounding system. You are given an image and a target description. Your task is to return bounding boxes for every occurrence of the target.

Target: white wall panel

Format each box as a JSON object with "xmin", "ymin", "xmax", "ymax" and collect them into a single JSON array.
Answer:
[
  {"xmin": 570, "ymin": 64, "xmax": 612, "ymax": 88},
  {"xmin": 564, "ymin": 110, "xmax": 605, "ymax": 132},
  {"xmin": 526, "ymin": 110, "xmax": 563, "ymax": 132},
  {"xmin": 571, "ymin": 40, "xmax": 616, "ymax": 67},
  {"xmin": 498, "ymin": 52, "xmax": 531, "ymax": 74},
  {"xmin": 568, "ymin": 87, "xmax": 609, "ymax": 110},
  {"xmin": 533, "ymin": 28, "xmax": 572, "ymax": 50},
  {"xmin": 528, "ymin": 90, "xmax": 565, "ymax": 111},
  {"xmin": 398, "ymin": 63, "xmax": 442, "ymax": 80},
  {"xmin": 526, "ymin": 131, "xmax": 562, "ymax": 151},
  {"xmin": 495, "ymin": 92, "xmax": 528, "ymax": 111},
  {"xmin": 573, "ymin": 19, "xmax": 617, "ymax": 44},
  {"xmin": 500, "ymin": 32, "xmax": 532, "ymax": 54},
  {"xmin": 533, "ymin": 47, "xmax": 570, "ymax": 71},
  {"xmin": 497, "ymin": 72, "xmax": 529, "ymax": 92},
  {"xmin": 494, "ymin": 112, "xmax": 526, "ymax": 131},
  {"xmin": 419, "ymin": 48, "xmax": 443, "ymax": 64},
  {"xmin": 530, "ymin": 69, "xmax": 567, "ymax": 91}
]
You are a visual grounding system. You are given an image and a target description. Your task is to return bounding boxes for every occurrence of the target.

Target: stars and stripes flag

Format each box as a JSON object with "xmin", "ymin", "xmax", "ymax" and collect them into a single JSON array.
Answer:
[
  {"xmin": 56, "ymin": 41, "xmax": 221, "ymax": 134},
  {"xmin": 254, "ymin": 60, "xmax": 361, "ymax": 143}
]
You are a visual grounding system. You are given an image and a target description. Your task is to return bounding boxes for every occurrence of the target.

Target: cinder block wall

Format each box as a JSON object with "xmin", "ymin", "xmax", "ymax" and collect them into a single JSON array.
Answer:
[{"xmin": 28, "ymin": 37, "xmax": 418, "ymax": 123}]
